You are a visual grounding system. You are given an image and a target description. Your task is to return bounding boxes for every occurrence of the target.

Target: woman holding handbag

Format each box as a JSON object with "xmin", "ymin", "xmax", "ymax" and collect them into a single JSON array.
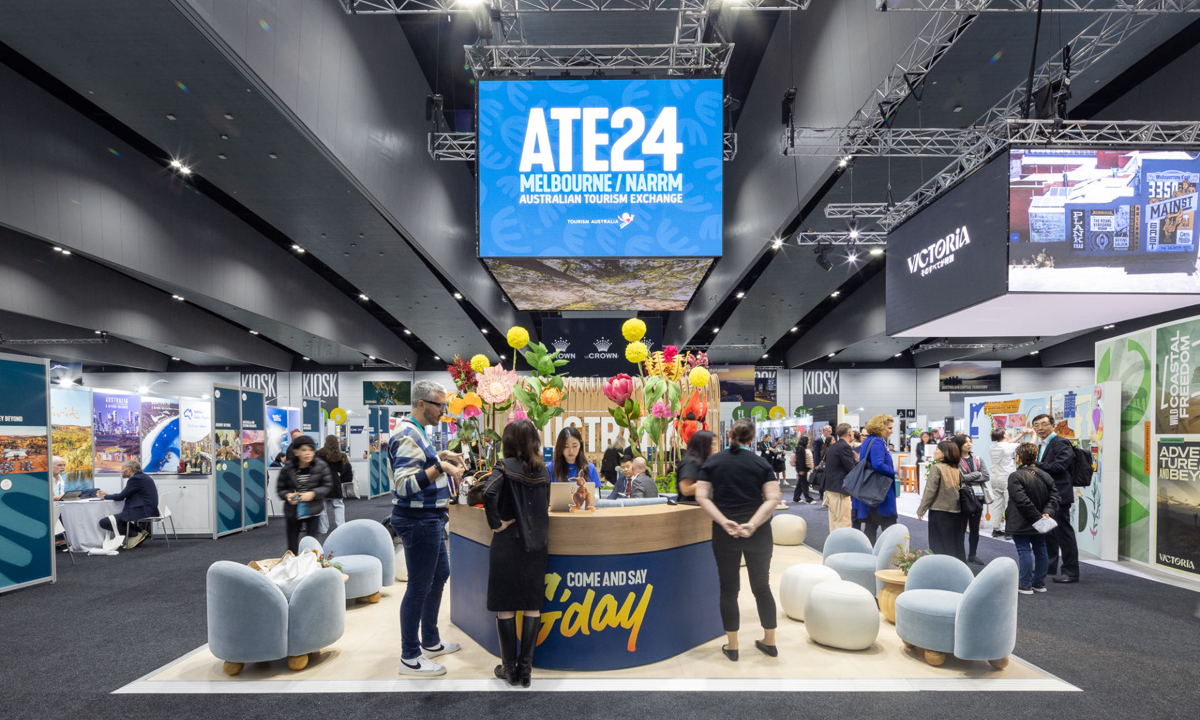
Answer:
[
  {"xmin": 953, "ymin": 434, "xmax": 991, "ymax": 565},
  {"xmin": 317, "ymin": 434, "xmax": 351, "ymax": 532},
  {"xmin": 916, "ymin": 441, "xmax": 966, "ymax": 562},
  {"xmin": 277, "ymin": 435, "xmax": 334, "ymax": 555},
  {"xmin": 849, "ymin": 415, "xmax": 898, "ymax": 545},
  {"xmin": 480, "ymin": 420, "xmax": 551, "ymax": 688}
]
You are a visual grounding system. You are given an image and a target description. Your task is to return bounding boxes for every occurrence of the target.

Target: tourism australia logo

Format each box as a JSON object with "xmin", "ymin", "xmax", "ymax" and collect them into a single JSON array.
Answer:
[{"xmin": 588, "ymin": 336, "xmax": 618, "ymax": 360}]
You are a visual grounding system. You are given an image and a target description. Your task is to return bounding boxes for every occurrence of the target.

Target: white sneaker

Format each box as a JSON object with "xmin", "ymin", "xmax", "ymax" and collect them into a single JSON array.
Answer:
[
  {"xmin": 398, "ymin": 655, "xmax": 446, "ymax": 676},
  {"xmin": 422, "ymin": 641, "xmax": 461, "ymax": 659}
]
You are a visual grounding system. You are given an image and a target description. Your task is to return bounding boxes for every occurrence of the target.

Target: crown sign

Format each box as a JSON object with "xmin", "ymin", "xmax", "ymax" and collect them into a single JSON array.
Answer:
[
  {"xmin": 643, "ymin": 340, "xmax": 655, "ymax": 351},
  {"xmin": 594, "ymin": 337, "xmax": 612, "ymax": 352},
  {"xmin": 552, "ymin": 338, "xmax": 571, "ymax": 352}
]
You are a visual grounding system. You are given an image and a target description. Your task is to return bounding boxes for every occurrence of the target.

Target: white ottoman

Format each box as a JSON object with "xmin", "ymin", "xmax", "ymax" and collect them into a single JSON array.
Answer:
[
  {"xmin": 805, "ymin": 580, "xmax": 880, "ymax": 650},
  {"xmin": 772, "ymin": 514, "xmax": 807, "ymax": 546},
  {"xmin": 780, "ymin": 564, "xmax": 840, "ymax": 621},
  {"xmin": 394, "ymin": 543, "xmax": 408, "ymax": 582}
]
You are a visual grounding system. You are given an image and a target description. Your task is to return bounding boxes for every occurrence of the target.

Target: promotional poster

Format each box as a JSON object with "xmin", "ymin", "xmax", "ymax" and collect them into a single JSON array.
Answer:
[
  {"xmin": 711, "ymin": 366, "xmax": 755, "ymax": 403},
  {"xmin": 754, "ymin": 369, "xmax": 777, "ymax": 403},
  {"xmin": 179, "ymin": 397, "xmax": 212, "ymax": 475},
  {"xmin": 266, "ymin": 406, "xmax": 292, "ymax": 465},
  {"xmin": 1155, "ymin": 438, "xmax": 1200, "ymax": 577},
  {"xmin": 213, "ymin": 386, "xmax": 243, "ymax": 536},
  {"xmin": 51, "ymin": 387, "xmax": 94, "ymax": 491},
  {"xmin": 241, "ymin": 390, "xmax": 266, "ymax": 528},
  {"xmin": 139, "ymin": 396, "xmax": 181, "ymax": 474},
  {"xmin": 478, "ymin": 78, "xmax": 723, "ymax": 259},
  {"xmin": 535, "ymin": 317, "xmax": 663, "ymax": 378},
  {"xmin": 1009, "ymin": 149, "xmax": 1200, "ymax": 292},
  {"xmin": 92, "ymin": 392, "xmax": 140, "ymax": 473},
  {"xmin": 0, "ymin": 356, "xmax": 52, "ymax": 592},
  {"xmin": 939, "ymin": 360, "xmax": 1002, "ymax": 393},
  {"xmin": 363, "ymin": 381, "xmax": 411, "ymax": 406},
  {"xmin": 1155, "ymin": 318, "xmax": 1200, "ymax": 435}
]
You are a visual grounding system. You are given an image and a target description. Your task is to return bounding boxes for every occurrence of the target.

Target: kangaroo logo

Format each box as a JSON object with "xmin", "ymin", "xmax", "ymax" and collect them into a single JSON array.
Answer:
[
  {"xmin": 552, "ymin": 338, "xmax": 571, "ymax": 353},
  {"xmin": 618, "ymin": 212, "xmax": 635, "ymax": 229},
  {"xmin": 594, "ymin": 337, "xmax": 612, "ymax": 352}
]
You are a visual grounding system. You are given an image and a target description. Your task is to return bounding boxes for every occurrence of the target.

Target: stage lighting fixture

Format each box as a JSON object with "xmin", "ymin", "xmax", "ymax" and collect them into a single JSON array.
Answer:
[
  {"xmin": 781, "ymin": 87, "xmax": 797, "ymax": 127},
  {"xmin": 815, "ymin": 246, "xmax": 834, "ymax": 271},
  {"xmin": 847, "ymin": 216, "xmax": 859, "ymax": 240},
  {"xmin": 870, "ymin": 248, "xmax": 884, "ymax": 256}
]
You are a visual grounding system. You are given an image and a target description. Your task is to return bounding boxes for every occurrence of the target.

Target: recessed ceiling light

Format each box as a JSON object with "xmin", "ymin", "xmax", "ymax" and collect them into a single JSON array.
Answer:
[
  {"xmin": 790, "ymin": 327, "xmax": 798, "ymax": 332},
  {"xmin": 169, "ymin": 159, "xmax": 182, "ymax": 169},
  {"xmin": 712, "ymin": 327, "xmax": 720, "ymax": 333},
  {"xmin": 249, "ymin": 330, "xmax": 259, "ymax": 335},
  {"xmin": 772, "ymin": 238, "xmax": 783, "ymax": 249},
  {"xmin": 500, "ymin": 354, "xmax": 506, "ymax": 359},
  {"xmin": 1029, "ymin": 350, "xmax": 1039, "ymax": 355},
  {"xmin": 94, "ymin": 330, "xmax": 102, "ymax": 335},
  {"xmin": 166, "ymin": 113, "xmax": 176, "ymax": 120},
  {"xmin": 302, "ymin": 356, "xmax": 310, "ymax": 361},
  {"xmin": 433, "ymin": 355, "xmax": 441, "ymax": 361},
  {"xmin": 268, "ymin": 153, "xmax": 278, "ymax": 159},
  {"xmin": 453, "ymin": 292, "xmax": 463, "ymax": 300},
  {"xmin": 1103, "ymin": 324, "xmax": 1115, "ymax": 330},
  {"xmin": 828, "ymin": 353, "xmax": 836, "ymax": 358},
  {"xmin": 894, "ymin": 352, "xmax": 903, "ymax": 357},
  {"xmin": 403, "ymin": 329, "xmax": 412, "ymax": 335},
  {"xmin": 831, "ymin": 291, "xmax": 840, "ymax": 297},
  {"xmin": 220, "ymin": 134, "xmax": 229, "ymax": 140},
  {"xmin": 359, "ymin": 293, "xmax": 369, "ymax": 301},
  {"xmin": 481, "ymin": 328, "xmax": 488, "ymax": 334},
  {"xmin": 870, "ymin": 248, "xmax": 884, "ymax": 256},
  {"xmin": 953, "ymin": 105, "xmax": 963, "ymax": 113},
  {"xmin": 735, "ymin": 291, "xmax": 745, "ymax": 299},
  {"xmin": 61, "ymin": 250, "xmax": 71, "ymax": 255},
  {"xmin": 224, "ymin": 113, "xmax": 234, "ymax": 120},
  {"xmin": 53, "ymin": 246, "xmax": 62, "ymax": 252},
  {"xmin": 217, "ymin": 154, "xmax": 227, "ymax": 160},
  {"xmin": 762, "ymin": 354, "xmax": 768, "ymax": 359},
  {"xmin": 368, "ymin": 355, "xmax": 375, "ymax": 360},
  {"xmin": 171, "ymin": 294, "xmax": 184, "ymax": 301}
]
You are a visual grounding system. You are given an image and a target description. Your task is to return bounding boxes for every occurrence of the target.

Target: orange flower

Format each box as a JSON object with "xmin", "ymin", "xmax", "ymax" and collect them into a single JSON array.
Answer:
[
  {"xmin": 540, "ymin": 386, "xmax": 563, "ymax": 407},
  {"xmin": 448, "ymin": 397, "xmax": 466, "ymax": 415},
  {"xmin": 464, "ymin": 392, "xmax": 484, "ymax": 408}
]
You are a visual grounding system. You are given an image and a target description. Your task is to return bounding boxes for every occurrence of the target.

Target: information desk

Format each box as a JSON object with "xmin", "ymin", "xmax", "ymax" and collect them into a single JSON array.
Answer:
[{"xmin": 448, "ymin": 503, "xmax": 724, "ymax": 671}]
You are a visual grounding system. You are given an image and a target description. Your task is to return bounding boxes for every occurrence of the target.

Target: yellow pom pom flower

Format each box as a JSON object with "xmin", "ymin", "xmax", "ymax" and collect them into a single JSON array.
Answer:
[
  {"xmin": 470, "ymin": 354, "xmax": 491, "ymax": 373},
  {"xmin": 689, "ymin": 366, "xmax": 711, "ymax": 388},
  {"xmin": 622, "ymin": 318, "xmax": 647, "ymax": 342},
  {"xmin": 626, "ymin": 341, "xmax": 648, "ymax": 364},
  {"xmin": 507, "ymin": 326, "xmax": 530, "ymax": 349}
]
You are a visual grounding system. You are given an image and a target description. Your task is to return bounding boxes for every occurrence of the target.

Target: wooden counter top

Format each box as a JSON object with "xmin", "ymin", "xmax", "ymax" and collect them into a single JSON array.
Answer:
[{"xmin": 449, "ymin": 503, "xmax": 713, "ymax": 556}]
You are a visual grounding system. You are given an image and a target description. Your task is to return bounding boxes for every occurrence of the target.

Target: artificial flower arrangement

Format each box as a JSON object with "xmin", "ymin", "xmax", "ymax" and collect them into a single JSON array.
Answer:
[
  {"xmin": 317, "ymin": 551, "xmax": 343, "ymax": 573},
  {"xmin": 444, "ymin": 353, "xmax": 518, "ymax": 469},
  {"xmin": 507, "ymin": 326, "xmax": 569, "ymax": 430},
  {"xmin": 890, "ymin": 540, "xmax": 929, "ymax": 576}
]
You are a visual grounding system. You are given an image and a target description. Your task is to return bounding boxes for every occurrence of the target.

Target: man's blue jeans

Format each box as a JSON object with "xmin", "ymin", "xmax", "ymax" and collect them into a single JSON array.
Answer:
[
  {"xmin": 1013, "ymin": 533, "xmax": 1048, "ymax": 588},
  {"xmin": 391, "ymin": 513, "xmax": 450, "ymax": 660}
]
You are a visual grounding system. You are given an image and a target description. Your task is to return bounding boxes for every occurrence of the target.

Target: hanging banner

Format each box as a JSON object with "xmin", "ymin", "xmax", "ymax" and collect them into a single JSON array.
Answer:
[
  {"xmin": 370, "ymin": 407, "xmax": 386, "ymax": 497},
  {"xmin": 712, "ymin": 366, "xmax": 755, "ymax": 402},
  {"xmin": 1155, "ymin": 438, "xmax": 1200, "ymax": 577},
  {"xmin": 1155, "ymin": 319, "xmax": 1200, "ymax": 435},
  {"xmin": 535, "ymin": 318, "xmax": 664, "ymax": 378},
  {"xmin": 0, "ymin": 355, "xmax": 53, "ymax": 594},
  {"xmin": 179, "ymin": 397, "xmax": 212, "ymax": 475},
  {"xmin": 51, "ymin": 387, "xmax": 94, "ymax": 491},
  {"xmin": 241, "ymin": 389, "xmax": 267, "ymax": 528},
  {"xmin": 301, "ymin": 398, "xmax": 322, "ymax": 435},
  {"xmin": 363, "ymin": 380, "xmax": 412, "ymax": 406},
  {"xmin": 802, "ymin": 370, "xmax": 840, "ymax": 426},
  {"xmin": 213, "ymin": 385, "xmax": 243, "ymax": 536}
]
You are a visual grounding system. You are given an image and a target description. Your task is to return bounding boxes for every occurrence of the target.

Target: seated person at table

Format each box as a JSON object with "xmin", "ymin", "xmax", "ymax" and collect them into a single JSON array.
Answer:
[
  {"xmin": 52, "ymin": 455, "xmax": 67, "ymax": 500},
  {"xmin": 628, "ymin": 457, "xmax": 659, "ymax": 499},
  {"xmin": 96, "ymin": 460, "xmax": 160, "ymax": 549},
  {"xmin": 609, "ymin": 458, "xmax": 636, "ymax": 499},
  {"xmin": 675, "ymin": 430, "xmax": 717, "ymax": 504},
  {"xmin": 549, "ymin": 426, "xmax": 600, "ymax": 488}
]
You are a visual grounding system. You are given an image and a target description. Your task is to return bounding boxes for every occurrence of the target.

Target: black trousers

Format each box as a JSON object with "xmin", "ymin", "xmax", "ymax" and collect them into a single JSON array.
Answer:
[
  {"xmin": 286, "ymin": 515, "xmax": 321, "ymax": 555},
  {"xmin": 99, "ymin": 517, "xmax": 138, "ymax": 536},
  {"xmin": 1044, "ymin": 502, "xmax": 1079, "ymax": 578},
  {"xmin": 792, "ymin": 472, "xmax": 813, "ymax": 502},
  {"xmin": 928, "ymin": 510, "xmax": 967, "ymax": 562},
  {"xmin": 862, "ymin": 508, "xmax": 897, "ymax": 547},
  {"xmin": 711, "ymin": 522, "xmax": 777, "ymax": 633},
  {"xmin": 966, "ymin": 506, "xmax": 983, "ymax": 557}
]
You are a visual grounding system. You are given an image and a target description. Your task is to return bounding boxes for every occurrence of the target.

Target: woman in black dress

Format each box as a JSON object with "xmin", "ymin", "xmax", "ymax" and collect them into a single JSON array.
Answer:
[
  {"xmin": 674, "ymin": 430, "xmax": 716, "ymax": 504},
  {"xmin": 480, "ymin": 420, "xmax": 550, "ymax": 688}
]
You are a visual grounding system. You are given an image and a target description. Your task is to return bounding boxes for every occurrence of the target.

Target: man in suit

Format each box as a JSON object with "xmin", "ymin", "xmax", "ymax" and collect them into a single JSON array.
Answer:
[
  {"xmin": 822, "ymin": 423, "xmax": 857, "ymax": 531},
  {"xmin": 812, "ymin": 424, "xmax": 833, "ymax": 466},
  {"xmin": 1032, "ymin": 413, "xmax": 1079, "ymax": 583},
  {"xmin": 97, "ymin": 459, "xmax": 160, "ymax": 549},
  {"xmin": 628, "ymin": 457, "xmax": 659, "ymax": 499}
]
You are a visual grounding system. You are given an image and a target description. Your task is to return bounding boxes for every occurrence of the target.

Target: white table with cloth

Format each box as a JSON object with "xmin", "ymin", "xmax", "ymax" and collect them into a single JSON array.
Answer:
[{"xmin": 55, "ymin": 499, "xmax": 124, "ymax": 552}]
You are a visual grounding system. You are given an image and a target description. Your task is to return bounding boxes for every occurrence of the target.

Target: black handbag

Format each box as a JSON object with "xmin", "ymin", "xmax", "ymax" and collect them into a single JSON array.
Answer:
[{"xmin": 958, "ymin": 484, "xmax": 982, "ymax": 516}]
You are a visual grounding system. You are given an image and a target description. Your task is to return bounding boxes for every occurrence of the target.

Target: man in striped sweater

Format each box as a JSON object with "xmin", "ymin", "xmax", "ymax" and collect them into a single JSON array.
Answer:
[{"xmin": 390, "ymin": 379, "xmax": 465, "ymax": 676}]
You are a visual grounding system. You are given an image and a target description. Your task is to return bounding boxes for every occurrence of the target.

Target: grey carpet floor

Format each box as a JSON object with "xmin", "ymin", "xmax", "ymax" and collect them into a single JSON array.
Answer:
[{"xmin": 3, "ymin": 495, "xmax": 1198, "ymax": 719}]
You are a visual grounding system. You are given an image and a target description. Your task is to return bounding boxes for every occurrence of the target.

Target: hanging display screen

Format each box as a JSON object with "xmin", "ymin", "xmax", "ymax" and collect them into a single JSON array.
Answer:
[
  {"xmin": 1009, "ymin": 149, "xmax": 1200, "ymax": 292},
  {"xmin": 478, "ymin": 78, "xmax": 724, "ymax": 258}
]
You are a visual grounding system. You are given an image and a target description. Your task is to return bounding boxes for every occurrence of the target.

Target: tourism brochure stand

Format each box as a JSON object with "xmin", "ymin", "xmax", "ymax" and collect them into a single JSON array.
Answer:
[{"xmin": 0, "ymin": 354, "xmax": 53, "ymax": 594}]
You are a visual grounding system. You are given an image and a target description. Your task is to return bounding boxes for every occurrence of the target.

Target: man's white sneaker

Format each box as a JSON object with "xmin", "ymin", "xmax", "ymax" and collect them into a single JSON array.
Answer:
[
  {"xmin": 422, "ymin": 641, "xmax": 461, "ymax": 659},
  {"xmin": 398, "ymin": 655, "xmax": 446, "ymax": 676}
]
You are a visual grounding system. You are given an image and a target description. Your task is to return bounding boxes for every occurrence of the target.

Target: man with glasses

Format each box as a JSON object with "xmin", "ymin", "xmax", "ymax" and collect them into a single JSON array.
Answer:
[
  {"xmin": 1032, "ymin": 413, "xmax": 1080, "ymax": 584},
  {"xmin": 389, "ymin": 379, "xmax": 466, "ymax": 675}
]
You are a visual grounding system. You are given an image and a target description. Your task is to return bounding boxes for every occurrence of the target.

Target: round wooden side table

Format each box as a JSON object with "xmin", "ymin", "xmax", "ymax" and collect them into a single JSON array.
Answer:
[{"xmin": 875, "ymin": 568, "xmax": 908, "ymax": 624}]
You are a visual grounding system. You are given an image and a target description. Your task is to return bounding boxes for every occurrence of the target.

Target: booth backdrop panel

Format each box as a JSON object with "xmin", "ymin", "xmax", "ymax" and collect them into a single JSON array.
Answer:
[
  {"xmin": 213, "ymin": 386, "xmax": 243, "ymax": 536},
  {"xmin": 139, "ymin": 396, "xmax": 181, "ymax": 474},
  {"xmin": 266, "ymin": 406, "xmax": 290, "ymax": 465},
  {"xmin": 91, "ymin": 391, "xmax": 140, "ymax": 473},
  {"xmin": 448, "ymin": 534, "xmax": 723, "ymax": 671},
  {"xmin": 50, "ymin": 387, "xmax": 94, "ymax": 491},
  {"xmin": 968, "ymin": 383, "xmax": 1121, "ymax": 561},
  {"xmin": 0, "ymin": 356, "xmax": 52, "ymax": 593},
  {"xmin": 1151, "ymin": 317, "xmax": 1200, "ymax": 578},
  {"xmin": 1096, "ymin": 329, "xmax": 1155, "ymax": 565},
  {"xmin": 302, "ymin": 398, "xmax": 322, "ymax": 435},
  {"xmin": 369, "ymin": 407, "xmax": 389, "ymax": 497},
  {"xmin": 241, "ymin": 390, "xmax": 266, "ymax": 528},
  {"xmin": 180, "ymin": 397, "xmax": 213, "ymax": 475}
]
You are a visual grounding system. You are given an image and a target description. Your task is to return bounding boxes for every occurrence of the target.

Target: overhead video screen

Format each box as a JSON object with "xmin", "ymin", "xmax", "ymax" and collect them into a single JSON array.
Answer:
[
  {"xmin": 478, "ymin": 78, "xmax": 723, "ymax": 258},
  {"xmin": 1009, "ymin": 149, "xmax": 1200, "ymax": 292},
  {"xmin": 485, "ymin": 257, "xmax": 711, "ymax": 311}
]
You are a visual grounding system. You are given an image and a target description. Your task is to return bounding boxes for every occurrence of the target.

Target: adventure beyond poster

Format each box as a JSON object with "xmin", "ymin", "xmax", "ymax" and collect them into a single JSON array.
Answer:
[
  {"xmin": 1155, "ymin": 318, "xmax": 1200, "ymax": 435},
  {"xmin": 1156, "ymin": 439, "xmax": 1200, "ymax": 577}
]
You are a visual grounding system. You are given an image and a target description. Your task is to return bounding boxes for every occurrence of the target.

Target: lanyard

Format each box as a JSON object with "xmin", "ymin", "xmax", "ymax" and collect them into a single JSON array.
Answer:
[{"xmin": 405, "ymin": 415, "xmax": 431, "ymax": 444}]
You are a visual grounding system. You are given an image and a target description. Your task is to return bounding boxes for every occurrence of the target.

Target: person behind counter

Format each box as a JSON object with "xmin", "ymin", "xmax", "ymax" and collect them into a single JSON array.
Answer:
[
  {"xmin": 277, "ymin": 434, "xmax": 333, "ymax": 555},
  {"xmin": 695, "ymin": 418, "xmax": 781, "ymax": 662},
  {"xmin": 601, "ymin": 438, "xmax": 630, "ymax": 499},
  {"xmin": 549, "ymin": 425, "xmax": 600, "ymax": 488},
  {"xmin": 627, "ymin": 457, "xmax": 659, "ymax": 499},
  {"xmin": 481, "ymin": 419, "xmax": 550, "ymax": 688},
  {"xmin": 675, "ymin": 430, "xmax": 716, "ymax": 504}
]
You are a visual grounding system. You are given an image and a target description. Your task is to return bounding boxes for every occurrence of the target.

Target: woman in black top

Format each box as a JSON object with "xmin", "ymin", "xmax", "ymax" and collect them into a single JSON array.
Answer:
[
  {"xmin": 317, "ymin": 434, "xmax": 352, "ymax": 532},
  {"xmin": 601, "ymin": 438, "xmax": 626, "ymax": 499},
  {"xmin": 792, "ymin": 435, "xmax": 814, "ymax": 504},
  {"xmin": 480, "ymin": 420, "xmax": 550, "ymax": 688},
  {"xmin": 277, "ymin": 434, "xmax": 334, "ymax": 554},
  {"xmin": 695, "ymin": 418, "xmax": 782, "ymax": 662},
  {"xmin": 674, "ymin": 430, "xmax": 716, "ymax": 504}
]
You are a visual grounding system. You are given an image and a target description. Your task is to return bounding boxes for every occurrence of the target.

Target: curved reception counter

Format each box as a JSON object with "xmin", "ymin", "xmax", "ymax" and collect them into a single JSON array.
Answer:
[{"xmin": 448, "ymin": 503, "xmax": 724, "ymax": 671}]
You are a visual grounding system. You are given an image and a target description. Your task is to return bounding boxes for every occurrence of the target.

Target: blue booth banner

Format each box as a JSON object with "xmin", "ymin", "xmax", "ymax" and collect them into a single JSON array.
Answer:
[
  {"xmin": 213, "ymin": 385, "xmax": 243, "ymax": 537},
  {"xmin": 369, "ymin": 407, "xmax": 390, "ymax": 497},
  {"xmin": 0, "ymin": 355, "xmax": 53, "ymax": 594},
  {"xmin": 241, "ymin": 390, "xmax": 266, "ymax": 528},
  {"xmin": 449, "ymin": 535, "xmax": 723, "ymax": 670},
  {"xmin": 301, "ymin": 398, "xmax": 321, "ymax": 435}
]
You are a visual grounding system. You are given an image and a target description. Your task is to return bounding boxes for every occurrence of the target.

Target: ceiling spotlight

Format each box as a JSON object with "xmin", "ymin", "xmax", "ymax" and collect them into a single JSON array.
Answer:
[
  {"xmin": 815, "ymin": 245, "xmax": 834, "ymax": 271},
  {"xmin": 433, "ymin": 355, "xmax": 441, "ymax": 361},
  {"xmin": 712, "ymin": 327, "xmax": 720, "ymax": 333},
  {"xmin": 500, "ymin": 353, "xmax": 506, "ymax": 359},
  {"xmin": 224, "ymin": 112, "xmax": 234, "ymax": 120},
  {"xmin": 481, "ymin": 328, "xmax": 489, "ymax": 334},
  {"xmin": 166, "ymin": 114, "xmax": 176, "ymax": 121},
  {"xmin": 220, "ymin": 134, "xmax": 229, "ymax": 140},
  {"xmin": 790, "ymin": 327, "xmax": 798, "ymax": 333},
  {"xmin": 870, "ymin": 248, "xmax": 884, "ymax": 256},
  {"xmin": 217, "ymin": 154, "xmax": 227, "ymax": 160},
  {"xmin": 828, "ymin": 353, "xmax": 836, "ymax": 358},
  {"xmin": 268, "ymin": 153, "xmax": 278, "ymax": 159},
  {"xmin": 171, "ymin": 294, "xmax": 184, "ymax": 301},
  {"xmin": 171, "ymin": 357, "xmax": 180, "ymax": 361},
  {"xmin": 94, "ymin": 330, "xmax": 102, "ymax": 335},
  {"xmin": 302, "ymin": 356, "xmax": 310, "ymax": 361},
  {"xmin": 762, "ymin": 354, "xmax": 769, "ymax": 359},
  {"xmin": 1029, "ymin": 350, "xmax": 1040, "ymax": 355},
  {"xmin": 847, "ymin": 216, "xmax": 859, "ymax": 240},
  {"xmin": 772, "ymin": 237, "xmax": 783, "ymax": 250},
  {"xmin": 367, "ymin": 355, "xmax": 375, "ymax": 360},
  {"xmin": 61, "ymin": 250, "xmax": 71, "ymax": 255},
  {"xmin": 403, "ymin": 329, "xmax": 412, "ymax": 335},
  {"xmin": 169, "ymin": 159, "xmax": 182, "ymax": 169},
  {"xmin": 735, "ymin": 291, "xmax": 745, "ymax": 299},
  {"xmin": 453, "ymin": 292, "xmax": 463, "ymax": 300},
  {"xmin": 847, "ymin": 252, "xmax": 859, "ymax": 263},
  {"xmin": 894, "ymin": 352, "xmax": 903, "ymax": 357},
  {"xmin": 831, "ymin": 291, "xmax": 840, "ymax": 298},
  {"xmin": 249, "ymin": 330, "xmax": 259, "ymax": 335},
  {"xmin": 359, "ymin": 293, "xmax": 369, "ymax": 301},
  {"xmin": 53, "ymin": 246, "xmax": 62, "ymax": 252},
  {"xmin": 1103, "ymin": 324, "xmax": 1115, "ymax": 330}
]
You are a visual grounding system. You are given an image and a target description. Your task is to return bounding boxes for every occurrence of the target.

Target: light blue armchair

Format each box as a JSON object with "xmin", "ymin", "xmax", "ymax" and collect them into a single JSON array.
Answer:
[
  {"xmin": 300, "ymin": 519, "xmax": 395, "ymax": 602},
  {"xmin": 822, "ymin": 524, "xmax": 910, "ymax": 597},
  {"xmin": 206, "ymin": 561, "xmax": 345, "ymax": 675},
  {"xmin": 894, "ymin": 555, "xmax": 1018, "ymax": 668}
]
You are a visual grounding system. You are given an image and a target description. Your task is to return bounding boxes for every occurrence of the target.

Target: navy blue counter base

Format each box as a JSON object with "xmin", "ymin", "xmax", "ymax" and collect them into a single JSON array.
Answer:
[{"xmin": 449, "ymin": 534, "xmax": 724, "ymax": 671}]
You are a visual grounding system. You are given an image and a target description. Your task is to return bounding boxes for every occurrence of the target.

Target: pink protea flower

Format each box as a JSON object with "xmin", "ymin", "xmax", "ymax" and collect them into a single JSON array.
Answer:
[
  {"xmin": 476, "ymin": 365, "xmax": 518, "ymax": 405},
  {"xmin": 652, "ymin": 400, "xmax": 671, "ymax": 419},
  {"xmin": 511, "ymin": 406, "xmax": 529, "ymax": 422},
  {"xmin": 603, "ymin": 373, "xmax": 634, "ymax": 405}
]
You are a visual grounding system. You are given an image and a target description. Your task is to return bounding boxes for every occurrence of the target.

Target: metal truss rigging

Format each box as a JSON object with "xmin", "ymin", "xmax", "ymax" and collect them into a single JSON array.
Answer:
[
  {"xmin": 340, "ymin": 0, "xmax": 810, "ymax": 13},
  {"xmin": 428, "ymin": 131, "xmax": 740, "ymax": 160},
  {"xmin": 883, "ymin": 0, "xmax": 1200, "ymax": 12},
  {"xmin": 788, "ymin": 126, "xmax": 992, "ymax": 157},
  {"xmin": 823, "ymin": 204, "xmax": 890, "ymax": 219},
  {"xmin": 792, "ymin": 232, "xmax": 888, "ymax": 246},
  {"xmin": 463, "ymin": 42, "xmax": 732, "ymax": 77}
]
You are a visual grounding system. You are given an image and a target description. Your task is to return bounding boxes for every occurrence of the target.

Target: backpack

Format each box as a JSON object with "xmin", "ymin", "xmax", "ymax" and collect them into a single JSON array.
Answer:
[{"xmin": 1070, "ymin": 445, "xmax": 1095, "ymax": 487}]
